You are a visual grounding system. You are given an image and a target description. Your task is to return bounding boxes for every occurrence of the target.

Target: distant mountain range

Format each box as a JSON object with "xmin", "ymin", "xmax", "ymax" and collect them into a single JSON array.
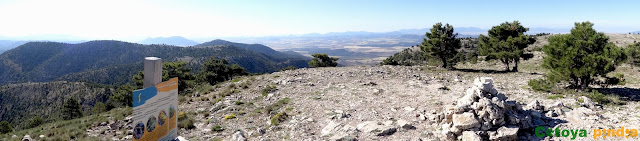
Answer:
[
  {"xmin": 0, "ymin": 40, "xmax": 309, "ymax": 85},
  {"xmin": 270, "ymin": 27, "xmax": 571, "ymax": 38},
  {"xmin": 138, "ymin": 36, "xmax": 199, "ymax": 46}
]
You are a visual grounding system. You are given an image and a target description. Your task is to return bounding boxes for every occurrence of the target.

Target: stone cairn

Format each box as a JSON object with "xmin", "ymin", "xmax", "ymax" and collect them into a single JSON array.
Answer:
[{"xmin": 435, "ymin": 77, "xmax": 549, "ymax": 141}]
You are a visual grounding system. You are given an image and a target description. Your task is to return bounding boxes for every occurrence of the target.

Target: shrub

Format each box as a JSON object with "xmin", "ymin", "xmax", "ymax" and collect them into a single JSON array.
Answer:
[
  {"xmin": 583, "ymin": 91, "xmax": 626, "ymax": 105},
  {"xmin": 308, "ymin": 53, "xmax": 339, "ymax": 68},
  {"xmin": 261, "ymin": 85, "xmax": 277, "ymax": 96},
  {"xmin": 0, "ymin": 121, "xmax": 13, "ymax": 134},
  {"xmin": 92, "ymin": 102, "xmax": 106, "ymax": 115},
  {"xmin": 224, "ymin": 113, "xmax": 236, "ymax": 120},
  {"xmin": 26, "ymin": 116, "xmax": 44, "ymax": 129},
  {"xmin": 280, "ymin": 66, "xmax": 297, "ymax": 71},
  {"xmin": 263, "ymin": 97, "xmax": 290, "ymax": 115},
  {"xmin": 528, "ymin": 79, "xmax": 553, "ymax": 92},
  {"xmin": 270, "ymin": 112, "xmax": 288, "ymax": 126},
  {"xmin": 627, "ymin": 43, "xmax": 640, "ymax": 68},
  {"xmin": 211, "ymin": 125, "xmax": 224, "ymax": 132},
  {"xmin": 177, "ymin": 111, "xmax": 195, "ymax": 129}
]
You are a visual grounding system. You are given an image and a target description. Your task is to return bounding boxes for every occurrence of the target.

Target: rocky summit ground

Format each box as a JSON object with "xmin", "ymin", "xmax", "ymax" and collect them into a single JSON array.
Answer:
[{"xmin": 90, "ymin": 63, "xmax": 640, "ymax": 140}]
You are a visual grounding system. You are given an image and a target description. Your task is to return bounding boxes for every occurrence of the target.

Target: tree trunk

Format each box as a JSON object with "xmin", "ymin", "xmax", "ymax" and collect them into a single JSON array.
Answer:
[
  {"xmin": 502, "ymin": 59, "xmax": 510, "ymax": 72},
  {"xmin": 441, "ymin": 56, "xmax": 448, "ymax": 69},
  {"xmin": 512, "ymin": 58, "xmax": 519, "ymax": 72}
]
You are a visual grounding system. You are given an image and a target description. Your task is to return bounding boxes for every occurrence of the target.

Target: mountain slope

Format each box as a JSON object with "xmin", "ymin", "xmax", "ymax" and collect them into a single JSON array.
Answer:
[
  {"xmin": 138, "ymin": 36, "xmax": 199, "ymax": 46},
  {"xmin": 0, "ymin": 81, "xmax": 112, "ymax": 130},
  {"xmin": 195, "ymin": 39, "xmax": 310, "ymax": 61},
  {"xmin": 0, "ymin": 40, "xmax": 310, "ymax": 85}
]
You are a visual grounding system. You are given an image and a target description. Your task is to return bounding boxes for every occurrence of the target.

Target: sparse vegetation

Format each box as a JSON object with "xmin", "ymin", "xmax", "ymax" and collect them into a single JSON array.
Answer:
[
  {"xmin": 224, "ymin": 113, "xmax": 237, "ymax": 120},
  {"xmin": 178, "ymin": 111, "xmax": 195, "ymax": 130},
  {"xmin": 270, "ymin": 112, "xmax": 288, "ymax": 126},
  {"xmin": 528, "ymin": 79, "xmax": 553, "ymax": 92},
  {"xmin": 280, "ymin": 66, "xmax": 298, "ymax": 71},
  {"xmin": 211, "ymin": 125, "xmax": 224, "ymax": 132},
  {"xmin": 583, "ymin": 91, "xmax": 626, "ymax": 105},
  {"xmin": 261, "ymin": 85, "xmax": 277, "ymax": 96},
  {"xmin": 263, "ymin": 97, "xmax": 291, "ymax": 115},
  {"xmin": 545, "ymin": 94, "xmax": 564, "ymax": 99}
]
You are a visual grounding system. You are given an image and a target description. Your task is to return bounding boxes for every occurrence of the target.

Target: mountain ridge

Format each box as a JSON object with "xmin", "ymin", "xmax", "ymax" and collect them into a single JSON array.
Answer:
[
  {"xmin": 0, "ymin": 40, "xmax": 309, "ymax": 85},
  {"xmin": 138, "ymin": 36, "xmax": 199, "ymax": 46}
]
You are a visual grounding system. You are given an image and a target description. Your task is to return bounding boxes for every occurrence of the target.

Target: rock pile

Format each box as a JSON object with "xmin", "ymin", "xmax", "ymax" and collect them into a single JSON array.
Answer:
[{"xmin": 436, "ymin": 77, "xmax": 550, "ymax": 140}]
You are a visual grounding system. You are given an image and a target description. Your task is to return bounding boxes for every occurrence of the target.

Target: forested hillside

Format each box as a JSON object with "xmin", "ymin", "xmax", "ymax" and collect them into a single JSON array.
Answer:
[
  {"xmin": 0, "ymin": 81, "xmax": 111, "ymax": 130},
  {"xmin": 0, "ymin": 40, "xmax": 310, "ymax": 85}
]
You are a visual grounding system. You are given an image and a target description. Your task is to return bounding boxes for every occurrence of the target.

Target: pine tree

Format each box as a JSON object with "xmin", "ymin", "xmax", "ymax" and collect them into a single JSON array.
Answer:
[
  {"xmin": 626, "ymin": 43, "xmax": 640, "ymax": 69},
  {"xmin": 308, "ymin": 53, "xmax": 339, "ymax": 67},
  {"xmin": 62, "ymin": 97, "xmax": 83, "ymax": 120},
  {"xmin": 542, "ymin": 22, "xmax": 626, "ymax": 89},
  {"xmin": 420, "ymin": 23, "xmax": 461, "ymax": 69},
  {"xmin": 478, "ymin": 21, "xmax": 535, "ymax": 72},
  {"xmin": 197, "ymin": 57, "xmax": 248, "ymax": 85}
]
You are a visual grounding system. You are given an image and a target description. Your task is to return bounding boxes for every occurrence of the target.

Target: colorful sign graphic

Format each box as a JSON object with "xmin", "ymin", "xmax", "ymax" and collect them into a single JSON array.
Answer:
[{"xmin": 132, "ymin": 78, "xmax": 178, "ymax": 141}]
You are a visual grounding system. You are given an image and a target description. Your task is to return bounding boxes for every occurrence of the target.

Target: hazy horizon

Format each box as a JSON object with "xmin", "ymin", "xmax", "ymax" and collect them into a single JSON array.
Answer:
[{"xmin": 1, "ymin": 0, "xmax": 639, "ymax": 42}]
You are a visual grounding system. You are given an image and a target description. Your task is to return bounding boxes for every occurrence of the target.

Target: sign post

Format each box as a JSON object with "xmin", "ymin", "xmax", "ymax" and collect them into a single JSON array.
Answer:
[{"xmin": 132, "ymin": 57, "xmax": 179, "ymax": 141}]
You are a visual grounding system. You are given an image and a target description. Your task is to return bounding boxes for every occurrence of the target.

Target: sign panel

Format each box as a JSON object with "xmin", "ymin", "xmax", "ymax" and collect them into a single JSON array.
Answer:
[{"xmin": 132, "ymin": 77, "xmax": 178, "ymax": 141}]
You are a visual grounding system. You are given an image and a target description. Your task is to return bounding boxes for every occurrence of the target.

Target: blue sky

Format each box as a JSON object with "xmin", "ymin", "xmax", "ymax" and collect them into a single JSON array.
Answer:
[{"xmin": 0, "ymin": 0, "xmax": 638, "ymax": 40}]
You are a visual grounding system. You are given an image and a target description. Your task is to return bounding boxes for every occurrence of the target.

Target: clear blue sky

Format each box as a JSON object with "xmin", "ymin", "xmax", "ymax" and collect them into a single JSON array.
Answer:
[{"xmin": 0, "ymin": 0, "xmax": 638, "ymax": 40}]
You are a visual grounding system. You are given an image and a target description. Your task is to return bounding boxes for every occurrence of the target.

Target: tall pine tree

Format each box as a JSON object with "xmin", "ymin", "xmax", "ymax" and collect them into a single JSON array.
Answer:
[
  {"xmin": 62, "ymin": 97, "xmax": 83, "ymax": 120},
  {"xmin": 478, "ymin": 21, "xmax": 535, "ymax": 72},
  {"xmin": 542, "ymin": 22, "xmax": 626, "ymax": 89},
  {"xmin": 420, "ymin": 23, "xmax": 461, "ymax": 69}
]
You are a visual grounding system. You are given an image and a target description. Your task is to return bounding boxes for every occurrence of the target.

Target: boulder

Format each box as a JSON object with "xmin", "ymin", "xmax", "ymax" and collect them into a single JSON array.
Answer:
[
  {"xmin": 489, "ymin": 126, "xmax": 518, "ymax": 141},
  {"xmin": 22, "ymin": 135, "xmax": 33, "ymax": 141},
  {"xmin": 232, "ymin": 131, "xmax": 247, "ymax": 141},
  {"xmin": 461, "ymin": 131, "xmax": 482, "ymax": 141},
  {"xmin": 579, "ymin": 96, "xmax": 597, "ymax": 109},
  {"xmin": 546, "ymin": 101, "xmax": 564, "ymax": 111},
  {"xmin": 526, "ymin": 100, "xmax": 544, "ymax": 112},
  {"xmin": 396, "ymin": 119, "xmax": 415, "ymax": 130},
  {"xmin": 356, "ymin": 121, "xmax": 397, "ymax": 136},
  {"xmin": 452, "ymin": 112, "xmax": 480, "ymax": 130},
  {"xmin": 474, "ymin": 77, "xmax": 494, "ymax": 93},
  {"xmin": 322, "ymin": 121, "xmax": 342, "ymax": 137}
]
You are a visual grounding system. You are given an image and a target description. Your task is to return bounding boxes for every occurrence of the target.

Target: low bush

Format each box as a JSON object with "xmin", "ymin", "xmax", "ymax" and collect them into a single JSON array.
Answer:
[
  {"xmin": 261, "ymin": 85, "xmax": 277, "ymax": 96},
  {"xmin": 528, "ymin": 78, "xmax": 553, "ymax": 92},
  {"xmin": 270, "ymin": 112, "xmax": 288, "ymax": 126},
  {"xmin": 211, "ymin": 125, "xmax": 224, "ymax": 132}
]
